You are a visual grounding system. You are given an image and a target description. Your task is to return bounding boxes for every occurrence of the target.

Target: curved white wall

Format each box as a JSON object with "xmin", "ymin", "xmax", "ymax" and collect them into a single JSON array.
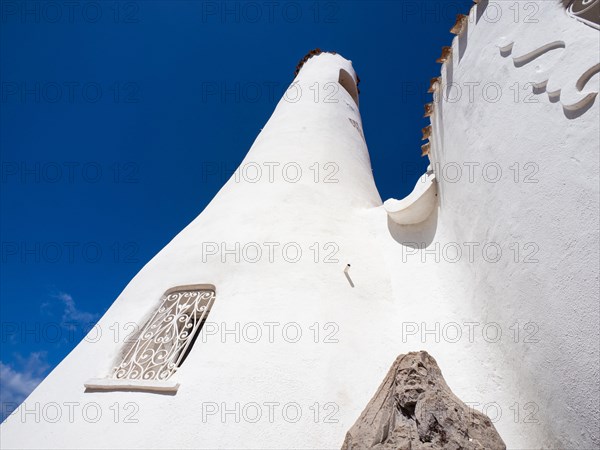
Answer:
[
  {"xmin": 1, "ymin": 53, "xmax": 397, "ymax": 449},
  {"xmin": 1, "ymin": 3, "xmax": 598, "ymax": 449},
  {"xmin": 382, "ymin": 1, "xmax": 599, "ymax": 447}
]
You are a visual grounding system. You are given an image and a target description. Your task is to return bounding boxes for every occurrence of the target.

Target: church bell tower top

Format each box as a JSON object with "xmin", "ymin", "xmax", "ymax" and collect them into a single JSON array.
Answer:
[{"xmin": 293, "ymin": 49, "xmax": 360, "ymax": 106}]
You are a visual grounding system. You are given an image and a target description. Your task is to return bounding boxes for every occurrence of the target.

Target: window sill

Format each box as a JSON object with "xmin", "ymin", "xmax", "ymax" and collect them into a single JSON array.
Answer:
[{"xmin": 84, "ymin": 378, "xmax": 180, "ymax": 393}]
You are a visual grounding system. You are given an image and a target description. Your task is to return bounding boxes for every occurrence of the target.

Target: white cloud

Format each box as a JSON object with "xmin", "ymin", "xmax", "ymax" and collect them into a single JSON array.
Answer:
[
  {"xmin": 41, "ymin": 291, "xmax": 100, "ymax": 333},
  {"xmin": 55, "ymin": 292, "xmax": 98, "ymax": 327},
  {"xmin": 1, "ymin": 292, "xmax": 98, "ymax": 422},
  {"xmin": 0, "ymin": 352, "xmax": 50, "ymax": 422}
]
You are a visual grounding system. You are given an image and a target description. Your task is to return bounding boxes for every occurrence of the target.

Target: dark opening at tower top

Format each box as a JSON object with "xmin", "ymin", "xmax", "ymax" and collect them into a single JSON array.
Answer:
[{"xmin": 294, "ymin": 48, "xmax": 361, "ymax": 95}]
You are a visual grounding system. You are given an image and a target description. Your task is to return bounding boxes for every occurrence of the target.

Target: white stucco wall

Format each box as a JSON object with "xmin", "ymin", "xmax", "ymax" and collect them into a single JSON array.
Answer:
[
  {"xmin": 381, "ymin": 1, "xmax": 599, "ymax": 447},
  {"xmin": 1, "ymin": 52, "xmax": 398, "ymax": 449},
  {"xmin": 1, "ymin": 2, "xmax": 598, "ymax": 449}
]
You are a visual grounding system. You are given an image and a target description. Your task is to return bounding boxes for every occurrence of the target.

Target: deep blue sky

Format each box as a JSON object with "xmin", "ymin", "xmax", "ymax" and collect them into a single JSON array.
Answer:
[{"xmin": 0, "ymin": 0, "xmax": 473, "ymax": 419}]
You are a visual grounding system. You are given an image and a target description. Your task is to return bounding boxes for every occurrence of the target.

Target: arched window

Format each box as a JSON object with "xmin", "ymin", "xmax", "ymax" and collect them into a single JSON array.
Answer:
[
  {"xmin": 338, "ymin": 68, "xmax": 359, "ymax": 106},
  {"xmin": 112, "ymin": 284, "xmax": 215, "ymax": 381}
]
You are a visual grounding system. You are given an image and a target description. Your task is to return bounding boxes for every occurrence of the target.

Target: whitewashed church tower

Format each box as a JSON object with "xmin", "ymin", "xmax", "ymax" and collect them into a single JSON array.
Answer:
[{"xmin": 1, "ymin": 2, "xmax": 599, "ymax": 449}]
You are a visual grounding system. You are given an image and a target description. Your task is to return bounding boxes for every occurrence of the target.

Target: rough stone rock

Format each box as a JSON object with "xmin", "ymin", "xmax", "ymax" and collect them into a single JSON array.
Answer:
[{"xmin": 341, "ymin": 351, "xmax": 506, "ymax": 450}]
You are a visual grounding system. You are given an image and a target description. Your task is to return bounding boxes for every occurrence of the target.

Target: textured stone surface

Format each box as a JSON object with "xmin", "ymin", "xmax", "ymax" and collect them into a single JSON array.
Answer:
[{"xmin": 342, "ymin": 351, "xmax": 506, "ymax": 450}]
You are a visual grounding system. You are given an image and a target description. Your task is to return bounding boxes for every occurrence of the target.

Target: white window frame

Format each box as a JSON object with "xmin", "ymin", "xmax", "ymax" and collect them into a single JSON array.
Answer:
[{"xmin": 85, "ymin": 284, "xmax": 215, "ymax": 393}]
